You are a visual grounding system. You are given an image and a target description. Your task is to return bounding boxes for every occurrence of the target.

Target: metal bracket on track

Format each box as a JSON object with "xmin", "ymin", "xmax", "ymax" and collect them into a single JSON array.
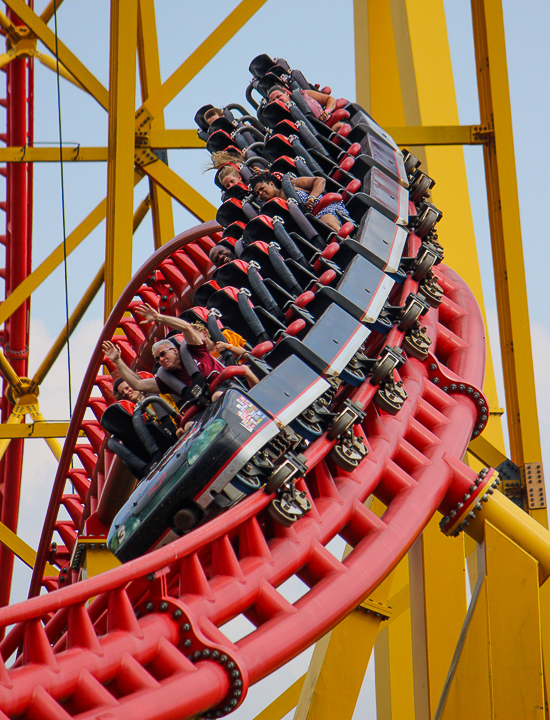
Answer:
[
  {"xmin": 136, "ymin": 582, "xmax": 249, "ymax": 718},
  {"xmin": 426, "ymin": 352, "xmax": 489, "ymax": 438}
]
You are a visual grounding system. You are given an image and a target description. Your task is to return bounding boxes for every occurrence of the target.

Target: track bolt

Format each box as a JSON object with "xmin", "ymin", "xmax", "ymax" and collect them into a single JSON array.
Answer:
[
  {"xmin": 147, "ymin": 573, "xmax": 155, "ymax": 581},
  {"xmin": 226, "ymin": 661, "xmax": 235, "ymax": 669},
  {"xmin": 463, "ymin": 493, "xmax": 469, "ymax": 501},
  {"xmin": 182, "ymin": 623, "xmax": 191, "ymax": 632},
  {"xmin": 212, "ymin": 650, "xmax": 220, "ymax": 660},
  {"xmin": 220, "ymin": 655, "xmax": 228, "ymax": 663},
  {"xmin": 184, "ymin": 639, "xmax": 192, "ymax": 647},
  {"xmin": 476, "ymin": 503, "xmax": 482, "ymax": 511},
  {"xmin": 173, "ymin": 609, "xmax": 183, "ymax": 619},
  {"xmin": 159, "ymin": 602, "xmax": 169, "ymax": 612},
  {"xmin": 469, "ymin": 511, "xmax": 476, "ymax": 519},
  {"xmin": 482, "ymin": 494, "xmax": 489, "ymax": 502},
  {"xmin": 231, "ymin": 670, "xmax": 241, "ymax": 678},
  {"xmin": 233, "ymin": 690, "xmax": 242, "ymax": 698},
  {"xmin": 203, "ymin": 649, "xmax": 211, "ymax": 658},
  {"xmin": 145, "ymin": 602, "xmax": 154, "ymax": 612},
  {"xmin": 429, "ymin": 363, "xmax": 437, "ymax": 371}
]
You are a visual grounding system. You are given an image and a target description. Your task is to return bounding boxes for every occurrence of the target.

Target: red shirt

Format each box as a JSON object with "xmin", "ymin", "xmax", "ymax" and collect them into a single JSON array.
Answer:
[{"xmin": 154, "ymin": 343, "xmax": 223, "ymax": 394}]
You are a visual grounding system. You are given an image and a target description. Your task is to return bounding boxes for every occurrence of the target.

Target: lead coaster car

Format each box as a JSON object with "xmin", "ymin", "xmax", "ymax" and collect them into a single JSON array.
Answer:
[{"xmin": 107, "ymin": 388, "xmax": 311, "ymax": 562}]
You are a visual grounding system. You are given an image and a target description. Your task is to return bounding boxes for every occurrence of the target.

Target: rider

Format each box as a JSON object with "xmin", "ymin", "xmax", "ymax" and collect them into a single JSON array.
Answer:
[{"xmin": 102, "ymin": 305, "xmax": 225, "ymax": 405}]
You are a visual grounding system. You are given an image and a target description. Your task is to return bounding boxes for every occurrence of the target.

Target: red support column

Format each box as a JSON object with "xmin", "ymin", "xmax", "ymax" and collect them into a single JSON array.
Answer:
[{"xmin": 0, "ymin": 6, "xmax": 32, "ymax": 612}]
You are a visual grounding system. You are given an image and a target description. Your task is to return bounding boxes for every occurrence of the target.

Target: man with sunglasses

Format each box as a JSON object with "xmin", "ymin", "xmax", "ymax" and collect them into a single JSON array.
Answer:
[{"xmin": 101, "ymin": 303, "xmax": 224, "ymax": 404}]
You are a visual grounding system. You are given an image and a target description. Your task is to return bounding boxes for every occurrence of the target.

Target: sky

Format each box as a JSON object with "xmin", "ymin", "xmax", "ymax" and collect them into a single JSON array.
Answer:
[{"xmin": 3, "ymin": 0, "xmax": 550, "ymax": 718}]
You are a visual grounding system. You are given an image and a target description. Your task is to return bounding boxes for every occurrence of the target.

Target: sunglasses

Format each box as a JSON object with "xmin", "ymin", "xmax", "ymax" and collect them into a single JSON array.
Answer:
[{"xmin": 153, "ymin": 348, "xmax": 175, "ymax": 361}]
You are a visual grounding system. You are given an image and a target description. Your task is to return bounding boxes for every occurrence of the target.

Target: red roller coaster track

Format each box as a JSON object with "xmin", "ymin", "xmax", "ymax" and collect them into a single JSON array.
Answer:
[{"xmin": 0, "ymin": 215, "xmax": 489, "ymax": 720}]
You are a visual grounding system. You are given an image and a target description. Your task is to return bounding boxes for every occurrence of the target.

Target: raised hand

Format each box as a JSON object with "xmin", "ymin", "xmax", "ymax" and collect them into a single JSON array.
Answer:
[
  {"xmin": 136, "ymin": 303, "xmax": 160, "ymax": 325},
  {"xmin": 102, "ymin": 340, "xmax": 121, "ymax": 363}
]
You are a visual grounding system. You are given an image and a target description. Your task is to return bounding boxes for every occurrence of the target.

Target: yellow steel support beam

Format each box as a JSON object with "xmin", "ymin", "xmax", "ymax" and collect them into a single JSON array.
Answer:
[
  {"xmin": 294, "ymin": 600, "xmax": 390, "ymax": 720},
  {"xmin": 138, "ymin": 157, "xmax": 217, "ymax": 222},
  {"xmin": 137, "ymin": 0, "xmax": 174, "ymax": 249},
  {"xmin": 353, "ymin": 0, "xmax": 370, "ymax": 111},
  {"xmin": 77, "ymin": 538, "xmax": 121, "ymax": 580},
  {"xmin": 0, "ymin": 422, "xmax": 70, "ymax": 438},
  {"xmin": 436, "ymin": 523, "xmax": 545, "ymax": 719},
  {"xmin": 295, "ymin": 499, "xmax": 394, "ymax": 720},
  {"xmin": 471, "ymin": 0, "xmax": 543, "ymax": 513},
  {"xmin": 409, "ymin": 515, "xmax": 467, "ymax": 720},
  {"xmin": 375, "ymin": 556, "xmax": 414, "ymax": 720},
  {"xmin": 149, "ymin": 128, "xmax": 205, "ymax": 149},
  {"xmin": 104, "ymin": 0, "xmax": 138, "ymax": 318},
  {"xmin": 0, "ymin": 520, "xmax": 57, "ymax": 575},
  {"xmin": 386, "ymin": 124, "xmax": 491, "ymax": 146},
  {"xmin": 0, "ymin": 147, "xmax": 107, "ymax": 162},
  {"xmin": 139, "ymin": 0, "xmax": 267, "ymax": 122},
  {"xmin": 395, "ymin": 0, "xmax": 506, "ymax": 462},
  {"xmin": 467, "ymin": 490, "xmax": 550, "ymax": 582},
  {"xmin": 0, "ymin": 173, "xmax": 143, "ymax": 327},
  {"xmin": 3, "ymin": 0, "xmax": 109, "ymax": 109},
  {"xmin": 0, "ymin": 139, "xmax": 206, "ymax": 161}
]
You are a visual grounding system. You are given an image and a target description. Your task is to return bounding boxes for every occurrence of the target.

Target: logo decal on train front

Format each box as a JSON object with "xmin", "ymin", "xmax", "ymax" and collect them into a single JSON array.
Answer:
[{"xmin": 235, "ymin": 395, "xmax": 266, "ymax": 432}]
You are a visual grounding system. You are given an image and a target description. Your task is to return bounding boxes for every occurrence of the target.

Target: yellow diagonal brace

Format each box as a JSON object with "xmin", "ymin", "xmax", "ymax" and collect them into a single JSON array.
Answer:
[
  {"xmin": 33, "ymin": 193, "xmax": 150, "ymax": 386},
  {"xmin": 139, "ymin": 158, "xmax": 216, "ymax": 222},
  {"xmin": 36, "ymin": 52, "xmax": 84, "ymax": 90},
  {"xmin": 26, "ymin": 407, "xmax": 62, "ymax": 461},
  {"xmin": 468, "ymin": 435, "xmax": 507, "ymax": 469},
  {"xmin": 0, "ymin": 172, "xmax": 143, "ymax": 327},
  {"xmin": 0, "ymin": 10, "xmax": 11, "ymax": 32},
  {"xmin": 0, "ymin": 520, "xmax": 57, "ymax": 575},
  {"xmin": 0, "ymin": 48, "xmax": 19, "ymax": 70},
  {"xmin": 33, "ymin": 264, "xmax": 105, "ymax": 386},
  {"xmin": 140, "ymin": 0, "xmax": 267, "ymax": 121},
  {"xmin": 0, "ymin": 407, "xmax": 25, "ymax": 463},
  {"xmin": 253, "ymin": 676, "xmax": 305, "ymax": 720},
  {"xmin": 0, "ymin": 349, "xmax": 24, "ymax": 390},
  {"xmin": 40, "ymin": 0, "xmax": 66, "ymax": 25},
  {"xmin": 4, "ymin": 0, "xmax": 109, "ymax": 109},
  {"xmin": 0, "ymin": 147, "xmax": 107, "ymax": 162}
]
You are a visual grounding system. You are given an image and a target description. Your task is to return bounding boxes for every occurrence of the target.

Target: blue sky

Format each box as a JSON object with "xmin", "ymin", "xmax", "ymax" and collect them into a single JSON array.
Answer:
[{"xmin": 5, "ymin": 1, "xmax": 550, "ymax": 717}]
